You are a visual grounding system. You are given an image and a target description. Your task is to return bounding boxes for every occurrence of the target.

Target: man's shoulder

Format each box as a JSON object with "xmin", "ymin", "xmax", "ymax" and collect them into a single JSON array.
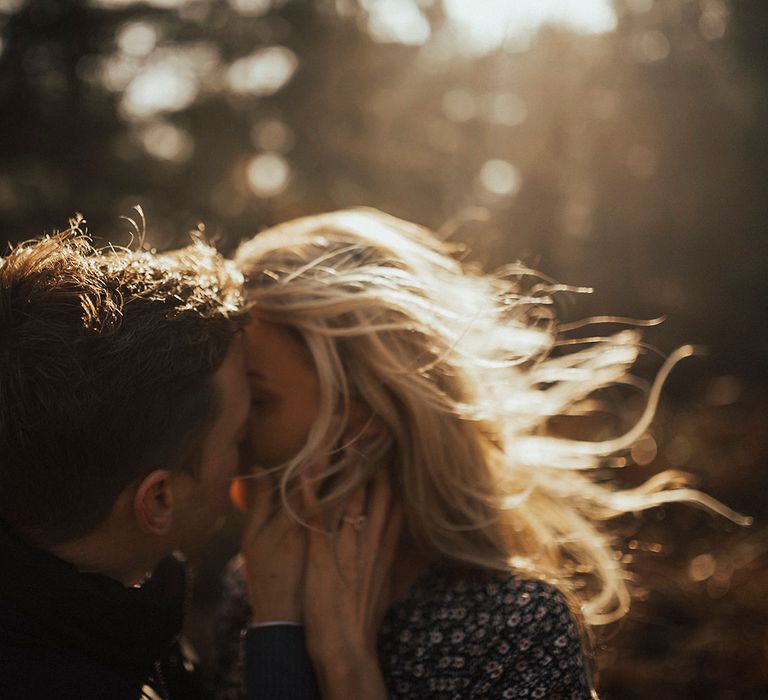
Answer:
[
  {"xmin": 0, "ymin": 597, "xmax": 145, "ymax": 700},
  {"xmin": 1, "ymin": 604, "xmax": 137, "ymax": 699}
]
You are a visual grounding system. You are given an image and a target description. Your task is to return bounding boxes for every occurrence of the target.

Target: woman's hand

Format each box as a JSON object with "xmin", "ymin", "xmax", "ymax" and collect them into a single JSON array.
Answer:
[
  {"xmin": 238, "ymin": 472, "xmax": 305, "ymax": 624},
  {"xmin": 301, "ymin": 471, "xmax": 402, "ymax": 699}
]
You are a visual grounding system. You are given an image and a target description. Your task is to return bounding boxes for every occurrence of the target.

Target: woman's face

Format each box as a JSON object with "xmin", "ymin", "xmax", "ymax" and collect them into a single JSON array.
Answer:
[{"xmin": 242, "ymin": 314, "xmax": 322, "ymax": 470}]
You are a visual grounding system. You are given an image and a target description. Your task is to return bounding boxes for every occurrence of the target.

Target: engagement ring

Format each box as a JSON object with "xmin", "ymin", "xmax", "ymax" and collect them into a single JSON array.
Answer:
[{"xmin": 342, "ymin": 514, "xmax": 367, "ymax": 531}]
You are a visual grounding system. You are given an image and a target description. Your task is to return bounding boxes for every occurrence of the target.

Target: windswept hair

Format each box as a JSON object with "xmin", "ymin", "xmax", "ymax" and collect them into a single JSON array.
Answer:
[
  {"xmin": 235, "ymin": 208, "xmax": 748, "ymax": 626},
  {"xmin": 0, "ymin": 217, "xmax": 243, "ymax": 546}
]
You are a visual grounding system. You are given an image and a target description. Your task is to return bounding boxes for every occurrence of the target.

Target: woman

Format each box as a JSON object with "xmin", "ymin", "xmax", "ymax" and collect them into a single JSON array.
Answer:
[{"xmin": 218, "ymin": 209, "xmax": 748, "ymax": 699}]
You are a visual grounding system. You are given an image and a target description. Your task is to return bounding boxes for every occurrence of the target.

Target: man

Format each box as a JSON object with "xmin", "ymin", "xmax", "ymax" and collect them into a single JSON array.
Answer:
[{"xmin": 0, "ymin": 222, "xmax": 322, "ymax": 699}]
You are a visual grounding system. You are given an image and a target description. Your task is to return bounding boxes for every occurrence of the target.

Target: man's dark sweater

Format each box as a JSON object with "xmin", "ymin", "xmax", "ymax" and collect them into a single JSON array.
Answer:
[{"xmin": 0, "ymin": 523, "xmax": 319, "ymax": 700}]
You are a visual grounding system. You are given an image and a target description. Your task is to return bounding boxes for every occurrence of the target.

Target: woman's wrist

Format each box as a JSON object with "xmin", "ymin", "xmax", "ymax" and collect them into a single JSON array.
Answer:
[
  {"xmin": 311, "ymin": 652, "xmax": 387, "ymax": 700},
  {"xmin": 245, "ymin": 577, "xmax": 302, "ymax": 624}
]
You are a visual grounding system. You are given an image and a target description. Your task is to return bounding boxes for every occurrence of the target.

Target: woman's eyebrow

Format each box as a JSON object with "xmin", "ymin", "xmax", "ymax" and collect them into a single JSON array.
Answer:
[{"xmin": 246, "ymin": 370, "xmax": 265, "ymax": 379}]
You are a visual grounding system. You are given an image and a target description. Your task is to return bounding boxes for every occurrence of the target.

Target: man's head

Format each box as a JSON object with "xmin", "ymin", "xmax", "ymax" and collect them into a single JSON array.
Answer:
[{"xmin": 0, "ymin": 220, "xmax": 248, "ymax": 557}]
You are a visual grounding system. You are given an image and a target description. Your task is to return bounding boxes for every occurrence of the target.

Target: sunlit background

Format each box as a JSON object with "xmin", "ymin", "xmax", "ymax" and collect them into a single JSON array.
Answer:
[{"xmin": 1, "ymin": 0, "xmax": 767, "ymax": 696}]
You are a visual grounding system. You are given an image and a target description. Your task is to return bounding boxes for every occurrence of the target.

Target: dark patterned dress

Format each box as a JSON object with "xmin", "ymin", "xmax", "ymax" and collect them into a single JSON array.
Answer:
[{"xmin": 214, "ymin": 558, "xmax": 592, "ymax": 699}]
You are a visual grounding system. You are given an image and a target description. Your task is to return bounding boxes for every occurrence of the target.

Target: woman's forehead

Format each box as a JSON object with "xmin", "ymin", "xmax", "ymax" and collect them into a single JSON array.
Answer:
[{"xmin": 243, "ymin": 315, "xmax": 314, "ymax": 377}]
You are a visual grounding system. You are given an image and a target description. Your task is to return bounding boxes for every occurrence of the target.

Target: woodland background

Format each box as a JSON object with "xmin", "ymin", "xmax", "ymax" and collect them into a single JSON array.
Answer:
[{"xmin": 1, "ymin": 0, "xmax": 766, "ymax": 696}]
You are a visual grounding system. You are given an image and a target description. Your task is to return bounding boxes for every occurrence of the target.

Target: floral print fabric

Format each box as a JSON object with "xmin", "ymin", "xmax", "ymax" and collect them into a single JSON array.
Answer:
[
  {"xmin": 378, "ymin": 566, "xmax": 591, "ymax": 699},
  {"xmin": 215, "ymin": 558, "xmax": 591, "ymax": 699}
]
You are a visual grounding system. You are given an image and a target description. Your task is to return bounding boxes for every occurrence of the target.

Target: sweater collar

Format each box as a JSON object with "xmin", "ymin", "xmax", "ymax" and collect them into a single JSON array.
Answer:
[{"xmin": 0, "ymin": 521, "xmax": 188, "ymax": 679}]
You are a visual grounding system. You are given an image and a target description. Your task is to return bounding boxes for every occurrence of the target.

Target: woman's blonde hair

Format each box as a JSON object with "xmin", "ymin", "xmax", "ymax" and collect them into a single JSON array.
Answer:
[{"xmin": 235, "ymin": 208, "xmax": 748, "ymax": 626}]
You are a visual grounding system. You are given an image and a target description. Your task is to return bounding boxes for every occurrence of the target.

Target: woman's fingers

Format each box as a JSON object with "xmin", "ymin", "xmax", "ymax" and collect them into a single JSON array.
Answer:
[
  {"xmin": 365, "ymin": 470, "xmax": 391, "ymax": 538},
  {"xmin": 374, "ymin": 501, "xmax": 403, "ymax": 616},
  {"xmin": 331, "ymin": 489, "xmax": 359, "ymax": 574},
  {"xmin": 379, "ymin": 501, "xmax": 403, "ymax": 566},
  {"xmin": 241, "ymin": 470, "xmax": 302, "ymax": 543},
  {"xmin": 240, "ymin": 472, "xmax": 308, "ymax": 624},
  {"xmin": 240, "ymin": 470, "xmax": 274, "ymax": 540},
  {"xmin": 300, "ymin": 471, "xmax": 324, "ymax": 526},
  {"xmin": 301, "ymin": 471, "xmax": 339, "ymax": 578},
  {"xmin": 344, "ymin": 481, "xmax": 367, "ymax": 517}
]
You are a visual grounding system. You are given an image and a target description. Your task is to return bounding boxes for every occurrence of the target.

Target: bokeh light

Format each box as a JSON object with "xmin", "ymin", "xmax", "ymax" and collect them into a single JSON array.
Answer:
[
  {"xmin": 633, "ymin": 29, "xmax": 671, "ymax": 62},
  {"xmin": 441, "ymin": 89, "xmax": 476, "ymax": 123},
  {"xmin": 138, "ymin": 120, "xmax": 194, "ymax": 162},
  {"xmin": 479, "ymin": 159, "xmax": 522, "ymax": 197},
  {"xmin": 245, "ymin": 152, "xmax": 290, "ymax": 197},
  {"xmin": 366, "ymin": 0, "xmax": 431, "ymax": 46},
  {"xmin": 116, "ymin": 21, "xmax": 160, "ymax": 58},
  {"xmin": 251, "ymin": 119, "xmax": 295, "ymax": 153},
  {"xmin": 630, "ymin": 433, "xmax": 658, "ymax": 466},
  {"xmin": 121, "ymin": 61, "xmax": 198, "ymax": 119},
  {"xmin": 90, "ymin": 0, "xmax": 188, "ymax": 8},
  {"xmin": 700, "ymin": 0, "xmax": 729, "ymax": 40},
  {"xmin": 228, "ymin": 0, "xmax": 275, "ymax": 17},
  {"xmin": 442, "ymin": 0, "xmax": 617, "ymax": 54},
  {"xmin": 226, "ymin": 47, "xmax": 298, "ymax": 97},
  {"xmin": 0, "ymin": 0, "xmax": 26, "ymax": 11},
  {"xmin": 482, "ymin": 93, "xmax": 527, "ymax": 127},
  {"xmin": 689, "ymin": 553, "xmax": 717, "ymax": 582},
  {"xmin": 706, "ymin": 376, "xmax": 743, "ymax": 406}
]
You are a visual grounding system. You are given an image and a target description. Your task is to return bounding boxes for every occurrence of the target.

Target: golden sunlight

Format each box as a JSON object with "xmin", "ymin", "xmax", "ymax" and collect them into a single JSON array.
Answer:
[{"xmin": 443, "ymin": 0, "xmax": 617, "ymax": 54}]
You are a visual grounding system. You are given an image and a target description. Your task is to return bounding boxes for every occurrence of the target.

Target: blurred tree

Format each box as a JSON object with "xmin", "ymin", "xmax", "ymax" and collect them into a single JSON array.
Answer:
[{"xmin": 1, "ymin": 0, "xmax": 766, "ymax": 376}]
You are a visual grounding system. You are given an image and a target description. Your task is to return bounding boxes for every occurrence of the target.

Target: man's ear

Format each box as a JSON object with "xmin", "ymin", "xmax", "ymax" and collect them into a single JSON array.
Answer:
[{"xmin": 133, "ymin": 469, "xmax": 174, "ymax": 536}]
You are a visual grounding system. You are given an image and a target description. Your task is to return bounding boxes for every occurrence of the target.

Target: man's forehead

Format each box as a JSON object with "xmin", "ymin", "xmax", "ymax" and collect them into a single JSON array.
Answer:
[{"xmin": 212, "ymin": 335, "xmax": 248, "ymax": 392}]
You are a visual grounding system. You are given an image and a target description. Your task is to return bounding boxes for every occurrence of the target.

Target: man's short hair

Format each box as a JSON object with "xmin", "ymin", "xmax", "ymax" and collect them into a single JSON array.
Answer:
[{"xmin": 0, "ymin": 219, "xmax": 244, "ymax": 547}]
